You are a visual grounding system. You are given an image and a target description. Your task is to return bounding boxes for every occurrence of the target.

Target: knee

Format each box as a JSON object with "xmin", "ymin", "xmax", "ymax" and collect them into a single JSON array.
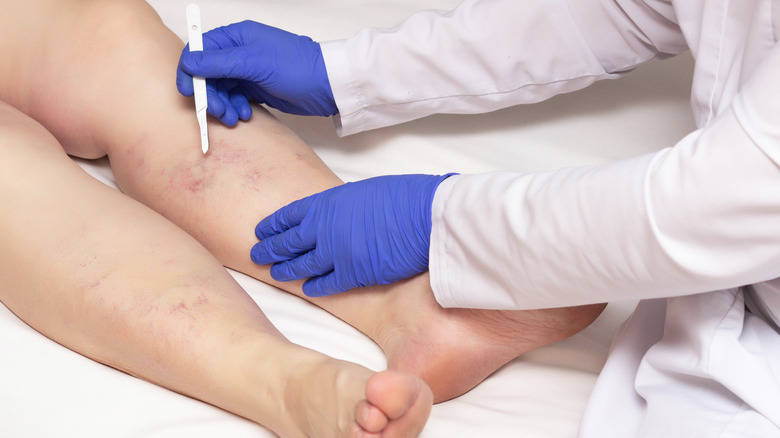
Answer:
[{"xmin": 78, "ymin": 0, "xmax": 179, "ymax": 52}]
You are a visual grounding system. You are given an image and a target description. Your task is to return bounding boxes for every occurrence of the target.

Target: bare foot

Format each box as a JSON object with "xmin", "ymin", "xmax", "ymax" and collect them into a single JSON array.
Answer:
[
  {"xmin": 332, "ymin": 274, "xmax": 606, "ymax": 403},
  {"xmin": 270, "ymin": 347, "xmax": 432, "ymax": 438}
]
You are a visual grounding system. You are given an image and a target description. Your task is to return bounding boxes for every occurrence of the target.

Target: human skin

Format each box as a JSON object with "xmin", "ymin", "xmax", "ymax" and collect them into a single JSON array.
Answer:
[
  {"xmin": 0, "ymin": 99, "xmax": 431, "ymax": 437},
  {"xmin": 0, "ymin": 0, "xmax": 605, "ymax": 407},
  {"xmin": 0, "ymin": 2, "xmax": 431, "ymax": 437}
]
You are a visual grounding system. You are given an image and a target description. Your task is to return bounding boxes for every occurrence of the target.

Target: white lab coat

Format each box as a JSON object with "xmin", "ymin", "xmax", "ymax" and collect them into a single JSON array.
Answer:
[{"xmin": 321, "ymin": 0, "xmax": 780, "ymax": 435}]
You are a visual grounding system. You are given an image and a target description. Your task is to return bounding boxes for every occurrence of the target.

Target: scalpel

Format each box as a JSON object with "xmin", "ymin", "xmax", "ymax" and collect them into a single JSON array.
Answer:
[{"xmin": 186, "ymin": 4, "xmax": 209, "ymax": 154}]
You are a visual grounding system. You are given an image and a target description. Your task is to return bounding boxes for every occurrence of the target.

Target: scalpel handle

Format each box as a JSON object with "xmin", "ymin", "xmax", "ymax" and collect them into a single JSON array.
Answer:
[{"xmin": 186, "ymin": 4, "xmax": 209, "ymax": 154}]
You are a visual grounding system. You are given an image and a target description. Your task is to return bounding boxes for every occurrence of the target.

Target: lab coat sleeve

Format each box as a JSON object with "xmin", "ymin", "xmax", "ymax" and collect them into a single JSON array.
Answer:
[
  {"xmin": 320, "ymin": 0, "xmax": 686, "ymax": 136},
  {"xmin": 429, "ymin": 43, "xmax": 780, "ymax": 310}
]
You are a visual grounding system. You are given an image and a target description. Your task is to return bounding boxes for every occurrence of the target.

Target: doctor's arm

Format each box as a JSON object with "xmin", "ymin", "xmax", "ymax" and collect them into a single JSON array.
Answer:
[
  {"xmin": 178, "ymin": 0, "xmax": 687, "ymax": 135},
  {"xmin": 248, "ymin": 0, "xmax": 690, "ymax": 296},
  {"xmin": 254, "ymin": 40, "xmax": 780, "ymax": 305},
  {"xmin": 430, "ymin": 43, "xmax": 780, "ymax": 310},
  {"xmin": 323, "ymin": 0, "xmax": 687, "ymax": 135}
]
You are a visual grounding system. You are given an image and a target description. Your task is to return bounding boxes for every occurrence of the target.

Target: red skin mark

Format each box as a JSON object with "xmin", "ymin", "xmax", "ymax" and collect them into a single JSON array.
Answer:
[
  {"xmin": 166, "ymin": 138, "xmax": 275, "ymax": 197},
  {"xmin": 170, "ymin": 139, "xmax": 245, "ymax": 194},
  {"xmin": 169, "ymin": 295, "xmax": 209, "ymax": 317},
  {"xmin": 170, "ymin": 302, "xmax": 189, "ymax": 314},
  {"xmin": 210, "ymin": 139, "xmax": 270, "ymax": 191},
  {"xmin": 243, "ymin": 167, "xmax": 266, "ymax": 190},
  {"xmin": 169, "ymin": 162, "xmax": 211, "ymax": 194},
  {"xmin": 124, "ymin": 142, "xmax": 149, "ymax": 170},
  {"xmin": 210, "ymin": 140, "xmax": 245, "ymax": 166},
  {"xmin": 183, "ymin": 174, "xmax": 208, "ymax": 193}
]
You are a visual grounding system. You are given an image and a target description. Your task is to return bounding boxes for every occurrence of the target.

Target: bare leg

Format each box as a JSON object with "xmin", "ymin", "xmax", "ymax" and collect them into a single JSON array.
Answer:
[
  {"xmin": 0, "ymin": 99, "xmax": 432, "ymax": 437},
  {"xmin": 0, "ymin": 0, "xmax": 605, "ymax": 402}
]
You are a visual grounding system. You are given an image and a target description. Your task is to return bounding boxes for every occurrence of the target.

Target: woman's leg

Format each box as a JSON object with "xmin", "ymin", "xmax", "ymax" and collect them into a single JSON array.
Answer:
[
  {"xmin": 0, "ymin": 0, "xmax": 605, "ymax": 402},
  {"xmin": 0, "ymin": 100, "xmax": 434, "ymax": 437},
  {"xmin": 0, "ymin": 100, "xmax": 431, "ymax": 437}
]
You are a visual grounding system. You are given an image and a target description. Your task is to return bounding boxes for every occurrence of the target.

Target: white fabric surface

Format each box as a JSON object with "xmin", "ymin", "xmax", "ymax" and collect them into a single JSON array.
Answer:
[
  {"xmin": 0, "ymin": 0, "xmax": 698, "ymax": 436},
  {"xmin": 581, "ymin": 292, "xmax": 780, "ymax": 437}
]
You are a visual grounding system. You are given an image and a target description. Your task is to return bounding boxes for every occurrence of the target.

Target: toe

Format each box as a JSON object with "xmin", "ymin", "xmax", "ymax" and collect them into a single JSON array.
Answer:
[
  {"xmin": 365, "ymin": 371, "xmax": 422, "ymax": 419},
  {"xmin": 355, "ymin": 399, "xmax": 388, "ymax": 433}
]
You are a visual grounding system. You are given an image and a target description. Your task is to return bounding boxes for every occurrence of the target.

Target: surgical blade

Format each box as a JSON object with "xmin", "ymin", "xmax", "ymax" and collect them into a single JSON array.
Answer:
[{"xmin": 186, "ymin": 4, "xmax": 209, "ymax": 154}]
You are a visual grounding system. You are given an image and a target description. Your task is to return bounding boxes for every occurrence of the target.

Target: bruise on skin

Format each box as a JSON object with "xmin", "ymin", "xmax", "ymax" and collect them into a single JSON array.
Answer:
[
  {"xmin": 168, "ymin": 155, "xmax": 214, "ymax": 195},
  {"xmin": 193, "ymin": 138, "xmax": 279, "ymax": 193},
  {"xmin": 163, "ymin": 139, "xmax": 249, "ymax": 195},
  {"xmin": 210, "ymin": 138, "xmax": 277, "ymax": 191},
  {"xmin": 209, "ymin": 140, "xmax": 245, "ymax": 166},
  {"xmin": 179, "ymin": 167, "xmax": 210, "ymax": 194},
  {"xmin": 243, "ymin": 167, "xmax": 266, "ymax": 189}
]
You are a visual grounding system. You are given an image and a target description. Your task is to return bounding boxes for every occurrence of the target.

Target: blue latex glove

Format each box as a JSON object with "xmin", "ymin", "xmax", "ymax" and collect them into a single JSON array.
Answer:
[
  {"xmin": 176, "ymin": 20, "xmax": 337, "ymax": 126},
  {"xmin": 251, "ymin": 174, "xmax": 455, "ymax": 297}
]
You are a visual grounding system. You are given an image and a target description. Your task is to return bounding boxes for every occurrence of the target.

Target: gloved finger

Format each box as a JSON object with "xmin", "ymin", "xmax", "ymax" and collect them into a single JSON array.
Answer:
[
  {"xmin": 229, "ymin": 90, "xmax": 252, "ymax": 121},
  {"xmin": 270, "ymin": 250, "xmax": 334, "ymax": 282},
  {"xmin": 250, "ymin": 226, "xmax": 314, "ymax": 264},
  {"xmin": 215, "ymin": 84, "xmax": 239, "ymax": 127},
  {"xmin": 256, "ymin": 195, "xmax": 316, "ymax": 239},
  {"xmin": 302, "ymin": 273, "xmax": 352, "ymax": 297},
  {"xmin": 250, "ymin": 241, "xmax": 288, "ymax": 265},
  {"xmin": 176, "ymin": 44, "xmax": 195, "ymax": 96},
  {"xmin": 201, "ymin": 87, "xmax": 225, "ymax": 124},
  {"xmin": 211, "ymin": 79, "xmax": 253, "ymax": 122},
  {"xmin": 180, "ymin": 47, "xmax": 264, "ymax": 82}
]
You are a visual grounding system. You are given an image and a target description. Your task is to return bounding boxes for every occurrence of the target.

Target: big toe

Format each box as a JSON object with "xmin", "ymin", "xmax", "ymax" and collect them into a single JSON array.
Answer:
[
  {"xmin": 360, "ymin": 371, "xmax": 432, "ymax": 437},
  {"xmin": 366, "ymin": 371, "xmax": 429, "ymax": 419}
]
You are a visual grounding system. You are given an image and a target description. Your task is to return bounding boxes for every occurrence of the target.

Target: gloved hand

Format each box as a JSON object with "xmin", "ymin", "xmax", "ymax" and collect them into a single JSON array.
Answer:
[
  {"xmin": 251, "ymin": 174, "xmax": 455, "ymax": 297},
  {"xmin": 176, "ymin": 20, "xmax": 337, "ymax": 126}
]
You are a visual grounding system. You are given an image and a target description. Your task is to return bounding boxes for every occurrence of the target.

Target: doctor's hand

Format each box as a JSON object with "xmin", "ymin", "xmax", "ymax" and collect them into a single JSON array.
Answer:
[
  {"xmin": 176, "ymin": 20, "xmax": 337, "ymax": 126},
  {"xmin": 251, "ymin": 174, "xmax": 455, "ymax": 297}
]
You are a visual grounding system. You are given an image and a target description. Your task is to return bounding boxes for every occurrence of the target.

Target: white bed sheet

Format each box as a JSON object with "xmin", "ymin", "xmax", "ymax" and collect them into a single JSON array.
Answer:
[{"xmin": 0, "ymin": 0, "xmax": 696, "ymax": 436}]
